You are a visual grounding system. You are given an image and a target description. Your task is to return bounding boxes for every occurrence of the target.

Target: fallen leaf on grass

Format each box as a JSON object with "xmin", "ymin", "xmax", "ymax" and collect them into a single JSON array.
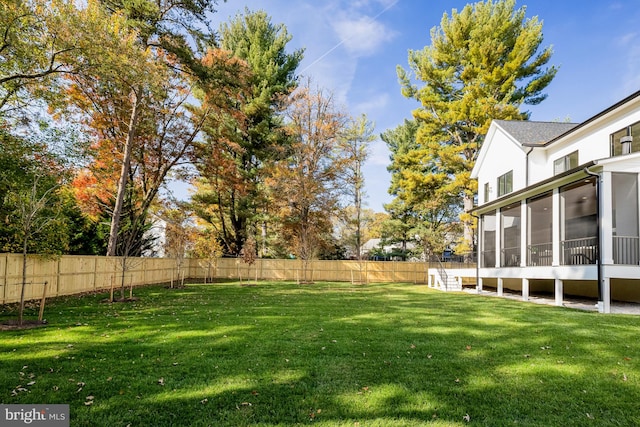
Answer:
[
  {"xmin": 463, "ymin": 414, "xmax": 470, "ymax": 422},
  {"xmin": 623, "ymin": 373, "xmax": 628, "ymax": 381},
  {"xmin": 586, "ymin": 413, "xmax": 594, "ymax": 419},
  {"xmin": 200, "ymin": 398, "xmax": 208, "ymax": 404},
  {"xmin": 158, "ymin": 378, "xmax": 165, "ymax": 386},
  {"xmin": 465, "ymin": 345, "xmax": 472, "ymax": 351}
]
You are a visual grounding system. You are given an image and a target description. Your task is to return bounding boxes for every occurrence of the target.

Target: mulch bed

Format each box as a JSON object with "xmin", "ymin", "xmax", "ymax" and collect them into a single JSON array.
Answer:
[{"xmin": 0, "ymin": 319, "xmax": 47, "ymax": 331}]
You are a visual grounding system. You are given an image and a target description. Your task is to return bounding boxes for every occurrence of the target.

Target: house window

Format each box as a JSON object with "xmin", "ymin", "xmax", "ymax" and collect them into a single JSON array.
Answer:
[
  {"xmin": 497, "ymin": 171, "xmax": 513, "ymax": 197},
  {"xmin": 553, "ymin": 151, "xmax": 578, "ymax": 175},
  {"xmin": 611, "ymin": 121, "xmax": 640, "ymax": 156},
  {"xmin": 483, "ymin": 182, "xmax": 490, "ymax": 203}
]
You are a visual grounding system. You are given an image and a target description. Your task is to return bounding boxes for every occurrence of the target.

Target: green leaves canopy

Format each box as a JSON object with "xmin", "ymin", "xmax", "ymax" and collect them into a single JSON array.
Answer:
[{"xmin": 395, "ymin": 0, "xmax": 557, "ymax": 249}]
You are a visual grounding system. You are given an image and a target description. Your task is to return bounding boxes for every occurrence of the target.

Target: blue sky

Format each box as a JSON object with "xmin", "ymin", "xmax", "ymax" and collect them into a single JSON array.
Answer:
[{"xmin": 208, "ymin": 0, "xmax": 640, "ymax": 212}]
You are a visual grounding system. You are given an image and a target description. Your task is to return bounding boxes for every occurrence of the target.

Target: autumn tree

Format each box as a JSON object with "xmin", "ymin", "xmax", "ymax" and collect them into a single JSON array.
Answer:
[
  {"xmin": 55, "ymin": 0, "xmax": 224, "ymax": 258},
  {"xmin": 191, "ymin": 228, "xmax": 223, "ymax": 283},
  {"xmin": 336, "ymin": 114, "xmax": 376, "ymax": 259},
  {"xmin": 396, "ymin": 0, "xmax": 557, "ymax": 250},
  {"xmin": 193, "ymin": 10, "xmax": 302, "ymax": 256},
  {"xmin": 160, "ymin": 203, "xmax": 195, "ymax": 288},
  {"xmin": 268, "ymin": 80, "xmax": 347, "ymax": 279}
]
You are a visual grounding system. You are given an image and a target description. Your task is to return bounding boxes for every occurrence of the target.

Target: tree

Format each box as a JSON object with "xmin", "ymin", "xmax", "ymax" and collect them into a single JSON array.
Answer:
[
  {"xmin": 59, "ymin": 0, "xmax": 222, "ymax": 259},
  {"xmin": 337, "ymin": 114, "xmax": 376, "ymax": 260},
  {"xmin": 382, "ymin": 118, "xmax": 464, "ymax": 259},
  {"xmin": 191, "ymin": 228, "xmax": 223, "ymax": 283},
  {"xmin": 193, "ymin": 10, "xmax": 303, "ymax": 257},
  {"xmin": 0, "ymin": 0, "xmax": 79, "ymax": 117},
  {"xmin": 0, "ymin": 132, "xmax": 70, "ymax": 324},
  {"xmin": 396, "ymin": 0, "xmax": 557, "ymax": 249},
  {"xmin": 268, "ymin": 79, "xmax": 347, "ymax": 280},
  {"xmin": 160, "ymin": 203, "xmax": 195, "ymax": 288}
]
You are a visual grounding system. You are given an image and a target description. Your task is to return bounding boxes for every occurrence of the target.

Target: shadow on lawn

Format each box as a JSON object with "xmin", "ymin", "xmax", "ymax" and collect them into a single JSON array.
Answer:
[{"xmin": 1, "ymin": 283, "xmax": 640, "ymax": 426}]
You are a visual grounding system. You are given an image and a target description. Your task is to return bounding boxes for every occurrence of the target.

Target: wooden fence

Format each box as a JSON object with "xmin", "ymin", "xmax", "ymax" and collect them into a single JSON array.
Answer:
[{"xmin": 0, "ymin": 253, "xmax": 438, "ymax": 304}]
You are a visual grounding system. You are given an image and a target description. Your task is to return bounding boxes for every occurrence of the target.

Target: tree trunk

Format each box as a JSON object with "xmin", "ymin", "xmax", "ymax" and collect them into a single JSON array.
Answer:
[
  {"xmin": 107, "ymin": 90, "xmax": 142, "ymax": 257},
  {"xmin": 19, "ymin": 238, "xmax": 28, "ymax": 326}
]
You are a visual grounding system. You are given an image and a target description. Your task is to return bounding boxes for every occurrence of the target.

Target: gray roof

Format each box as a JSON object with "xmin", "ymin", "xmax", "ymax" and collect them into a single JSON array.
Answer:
[{"xmin": 494, "ymin": 120, "xmax": 578, "ymax": 146}]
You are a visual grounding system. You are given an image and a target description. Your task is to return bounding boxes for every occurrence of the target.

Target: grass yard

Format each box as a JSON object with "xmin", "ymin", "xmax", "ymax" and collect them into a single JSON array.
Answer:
[{"xmin": 1, "ymin": 281, "xmax": 640, "ymax": 426}]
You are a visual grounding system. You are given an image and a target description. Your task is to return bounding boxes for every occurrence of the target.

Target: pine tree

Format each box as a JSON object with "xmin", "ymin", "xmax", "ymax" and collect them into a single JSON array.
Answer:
[{"xmin": 396, "ymin": 0, "xmax": 557, "ymax": 251}]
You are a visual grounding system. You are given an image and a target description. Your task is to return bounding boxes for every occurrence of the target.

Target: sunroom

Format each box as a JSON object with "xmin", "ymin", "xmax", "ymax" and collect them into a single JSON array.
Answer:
[{"xmin": 469, "ymin": 91, "xmax": 640, "ymax": 312}]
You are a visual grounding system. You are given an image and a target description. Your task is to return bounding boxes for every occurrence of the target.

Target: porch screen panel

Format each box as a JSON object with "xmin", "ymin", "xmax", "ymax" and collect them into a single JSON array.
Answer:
[
  {"xmin": 612, "ymin": 173, "xmax": 639, "ymax": 264},
  {"xmin": 560, "ymin": 178, "xmax": 597, "ymax": 265},
  {"xmin": 481, "ymin": 212, "xmax": 496, "ymax": 268},
  {"xmin": 527, "ymin": 192, "xmax": 552, "ymax": 266},
  {"xmin": 500, "ymin": 203, "xmax": 521, "ymax": 267}
]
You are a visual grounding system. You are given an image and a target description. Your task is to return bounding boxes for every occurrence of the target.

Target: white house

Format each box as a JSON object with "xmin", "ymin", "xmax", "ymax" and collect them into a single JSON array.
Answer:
[{"xmin": 470, "ymin": 90, "xmax": 640, "ymax": 313}]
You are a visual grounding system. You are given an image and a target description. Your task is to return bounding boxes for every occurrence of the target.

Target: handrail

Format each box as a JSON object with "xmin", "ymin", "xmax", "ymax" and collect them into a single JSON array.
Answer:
[{"xmin": 430, "ymin": 254, "xmax": 449, "ymax": 291}]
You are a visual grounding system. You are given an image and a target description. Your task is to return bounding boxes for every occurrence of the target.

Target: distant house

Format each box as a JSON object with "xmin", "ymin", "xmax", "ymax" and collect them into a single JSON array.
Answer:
[
  {"xmin": 361, "ymin": 238, "xmax": 416, "ymax": 260},
  {"xmin": 470, "ymin": 90, "xmax": 640, "ymax": 312},
  {"xmin": 142, "ymin": 217, "xmax": 167, "ymax": 258}
]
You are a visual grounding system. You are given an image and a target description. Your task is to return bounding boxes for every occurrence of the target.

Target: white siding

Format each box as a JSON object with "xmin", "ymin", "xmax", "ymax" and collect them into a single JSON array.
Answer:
[{"xmin": 476, "ymin": 128, "xmax": 526, "ymax": 204}]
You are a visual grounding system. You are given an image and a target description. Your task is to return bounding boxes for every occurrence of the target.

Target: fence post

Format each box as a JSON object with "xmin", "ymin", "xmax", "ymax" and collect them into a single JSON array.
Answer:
[
  {"xmin": 93, "ymin": 257, "xmax": 98, "ymax": 291},
  {"xmin": 2, "ymin": 254, "xmax": 7, "ymax": 305},
  {"xmin": 56, "ymin": 257, "xmax": 61, "ymax": 298}
]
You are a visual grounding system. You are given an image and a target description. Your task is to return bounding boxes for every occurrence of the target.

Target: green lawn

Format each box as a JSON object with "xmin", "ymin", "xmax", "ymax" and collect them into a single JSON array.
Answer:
[{"xmin": 1, "ymin": 281, "xmax": 639, "ymax": 426}]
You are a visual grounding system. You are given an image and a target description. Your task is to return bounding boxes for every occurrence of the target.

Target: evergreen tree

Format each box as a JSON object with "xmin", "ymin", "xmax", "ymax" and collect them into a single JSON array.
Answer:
[
  {"xmin": 193, "ymin": 10, "xmax": 302, "ymax": 256},
  {"xmin": 396, "ymin": 0, "xmax": 557, "ymax": 250}
]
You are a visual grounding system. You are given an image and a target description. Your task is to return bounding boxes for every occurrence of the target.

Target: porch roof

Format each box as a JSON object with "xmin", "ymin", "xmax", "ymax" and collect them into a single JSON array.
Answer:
[{"xmin": 469, "ymin": 160, "xmax": 597, "ymax": 214}]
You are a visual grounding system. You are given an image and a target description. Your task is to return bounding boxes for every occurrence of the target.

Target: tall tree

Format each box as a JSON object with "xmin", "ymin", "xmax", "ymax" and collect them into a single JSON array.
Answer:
[
  {"xmin": 268, "ymin": 80, "xmax": 347, "ymax": 277},
  {"xmin": 337, "ymin": 114, "xmax": 376, "ymax": 259},
  {"xmin": 96, "ymin": 0, "xmax": 222, "ymax": 257},
  {"xmin": 396, "ymin": 0, "xmax": 557, "ymax": 250},
  {"xmin": 56, "ymin": 0, "xmax": 224, "ymax": 257},
  {"xmin": 193, "ymin": 10, "xmax": 303, "ymax": 256}
]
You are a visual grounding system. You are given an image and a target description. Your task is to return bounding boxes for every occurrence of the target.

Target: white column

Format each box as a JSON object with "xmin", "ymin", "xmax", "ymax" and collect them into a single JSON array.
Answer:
[
  {"xmin": 497, "ymin": 277, "xmax": 503, "ymax": 296},
  {"xmin": 496, "ymin": 210, "xmax": 502, "ymax": 268},
  {"xmin": 600, "ymin": 277, "xmax": 611, "ymax": 314},
  {"xmin": 522, "ymin": 278, "xmax": 529, "ymax": 301},
  {"xmin": 521, "ymin": 202, "xmax": 528, "ymax": 266},
  {"xmin": 477, "ymin": 277, "xmax": 483, "ymax": 293},
  {"xmin": 554, "ymin": 279, "xmax": 563, "ymax": 306},
  {"xmin": 600, "ymin": 171, "xmax": 614, "ymax": 265},
  {"xmin": 552, "ymin": 188, "xmax": 561, "ymax": 266}
]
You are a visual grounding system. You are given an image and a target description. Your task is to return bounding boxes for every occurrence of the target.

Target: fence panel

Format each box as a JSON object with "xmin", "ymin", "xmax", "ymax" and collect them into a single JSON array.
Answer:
[{"xmin": 1, "ymin": 254, "xmax": 447, "ymax": 304}]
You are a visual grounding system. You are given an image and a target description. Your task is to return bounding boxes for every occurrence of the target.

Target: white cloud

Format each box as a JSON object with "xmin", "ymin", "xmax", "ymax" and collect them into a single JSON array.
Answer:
[
  {"xmin": 367, "ymin": 140, "xmax": 391, "ymax": 166},
  {"xmin": 354, "ymin": 93, "xmax": 390, "ymax": 114},
  {"xmin": 332, "ymin": 16, "xmax": 397, "ymax": 57}
]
